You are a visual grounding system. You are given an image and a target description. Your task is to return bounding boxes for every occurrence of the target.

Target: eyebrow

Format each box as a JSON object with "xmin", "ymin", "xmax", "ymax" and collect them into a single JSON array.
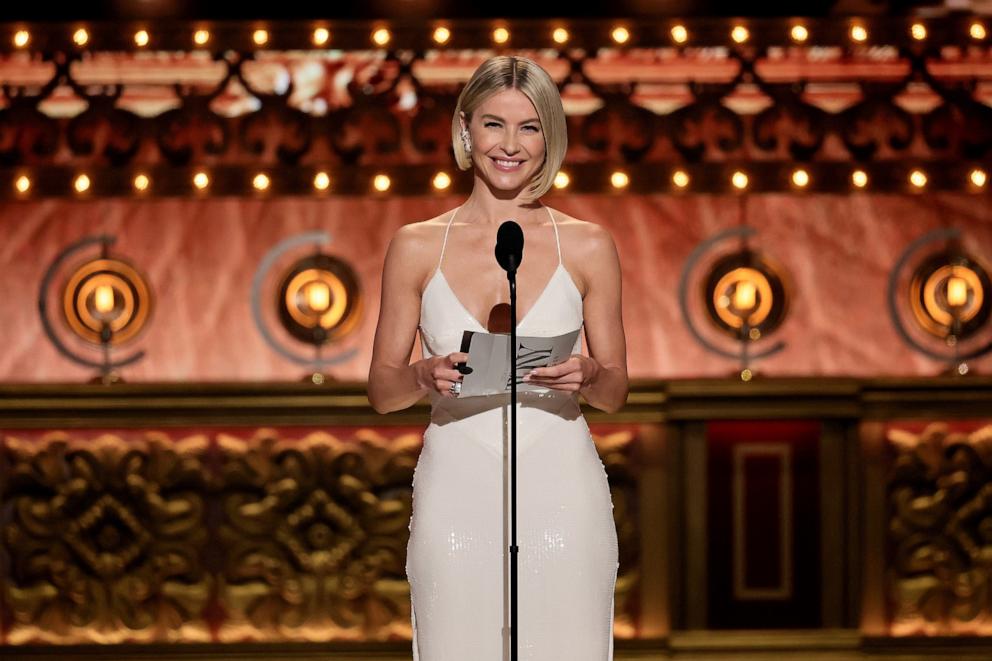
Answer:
[{"xmin": 481, "ymin": 113, "xmax": 541, "ymax": 124}]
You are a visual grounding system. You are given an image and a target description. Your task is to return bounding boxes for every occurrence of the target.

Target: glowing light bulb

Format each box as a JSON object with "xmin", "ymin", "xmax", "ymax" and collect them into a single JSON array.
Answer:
[
  {"xmin": 970, "ymin": 168, "xmax": 987, "ymax": 188},
  {"xmin": 731, "ymin": 25, "xmax": 749, "ymax": 44},
  {"xmin": 672, "ymin": 170, "xmax": 690, "ymax": 189},
  {"xmin": 493, "ymin": 27, "xmax": 510, "ymax": 44},
  {"xmin": 253, "ymin": 173, "xmax": 270, "ymax": 191},
  {"xmin": 313, "ymin": 28, "xmax": 330, "ymax": 46},
  {"xmin": 73, "ymin": 28, "xmax": 89, "ymax": 46},
  {"xmin": 947, "ymin": 276, "xmax": 968, "ymax": 307},
  {"xmin": 134, "ymin": 30, "xmax": 149, "ymax": 47},
  {"xmin": 553, "ymin": 28, "xmax": 569, "ymax": 44},
  {"xmin": 732, "ymin": 170, "xmax": 749, "ymax": 190},
  {"xmin": 313, "ymin": 171, "xmax": 330, "ymax": 191},
  {"xmin": 850, "ymin": 25, "xmax": 868, "ymax": 42},
  {"xmin": 14, "ymin": 175, "xmax": 30, "ymax": 193},
  {"xmin": 74, "ymin": 174, "xmax": 90, "ymax": 193},
  {"xmin": 372, "ymin": 28, "xmax": 391, "ymax": 46},
  {"xmin": 14, "ymin": 30, "xmax": 30, "ymax": 48},
  {"xmin": 791, "ymin": 25, "xmax": 808, "ymax": 43},
  {"xmin": 610, "ymin": 171, "xmax": 629, "ymax": 189},
  {"xmin": 910, "ymin": 169, "xmax": 927, "ymax": 188},
  {"xmin": 734, "ymin": 280, "xmax": 756, "ymax": 310},
  {"xmin": 670, "ymin": 25, "xmax": 688, "ymax": 44},
  {"xmin": 554, "ymin": 171, "xmax": 570, "ymax": 189},
  {"xmin": 970, "ymin": 22, "xmax": 987, "ymax": 40},
  {"xmin": 433, "ymin": 27, "xmax": 451, "ymax": 44},
  {"xmin": 193, "ymin": 29, "xmax": 210, "ymax": 46},
  {"xmin": 852, "ymin": 169, "xmax": 868, "ymax": 188},
  {"xmin": 432, "ymin": 171, "xmax": 451, "ymax": 190},
  {"xmin": 133, "ymin": 174, "xmax": 150, "ymax": 192},
  {"xmin": 911, "ymin": 23, "xmax": 927, "ymax": 41},
  {"xmin": 252, "ymin": 29, "xmax": 268, "ymax": 46},
  {"xmin": 612, "ymin": 27, "xmax": 630, "ymax": 44},
  {"xmin": 193, "ymin": 171, "xmax": 209, "ymax": 190},
  {"xmin": 792, "ymin": 168, "xmax": 810, "ymax": 188},
  {"xmin": 305, "ymin": 282, "xmax": 330, "ymax": 313},
  {"xmin": 373, "ymin": 174, "xmax": 391, "ymax": 192},
  {"xmin": 94, "ymin": 285, "xmax": 115, "ymax": 313}
]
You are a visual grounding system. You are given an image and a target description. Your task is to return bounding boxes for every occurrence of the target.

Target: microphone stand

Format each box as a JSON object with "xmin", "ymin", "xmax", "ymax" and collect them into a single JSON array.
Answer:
[{"xmin": 507, "ymin": 257, "xmax": 519, "ymax": 661}]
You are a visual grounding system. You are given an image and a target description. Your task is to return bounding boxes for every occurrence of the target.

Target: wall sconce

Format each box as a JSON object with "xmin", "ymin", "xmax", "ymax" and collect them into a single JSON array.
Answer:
[
  {"xmin": 38, "ymin": 235, "xmax": 153, "ymax": 383},
  {"xmin": 889, "ymin": 229, "xmax": 992, "ymax": 375},
  {"xmin": 252, "ymin": 231, "xmax": 362, "ymax": 383},
  {"xmin": 680, "ymin": 227, "xmax": 789, "ymax": 380}
]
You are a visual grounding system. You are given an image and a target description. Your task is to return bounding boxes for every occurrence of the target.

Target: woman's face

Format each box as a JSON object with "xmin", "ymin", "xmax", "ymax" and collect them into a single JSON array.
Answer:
[{"xmin": 462, "ymin": 88, "xmax": 546, "ymax": 194}]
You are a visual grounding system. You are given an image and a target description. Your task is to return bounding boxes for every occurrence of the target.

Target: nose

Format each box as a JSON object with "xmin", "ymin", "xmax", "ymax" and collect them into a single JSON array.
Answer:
[{"xmin": 499, "ymin": 130, "xmax": 520, "ymax": 156}]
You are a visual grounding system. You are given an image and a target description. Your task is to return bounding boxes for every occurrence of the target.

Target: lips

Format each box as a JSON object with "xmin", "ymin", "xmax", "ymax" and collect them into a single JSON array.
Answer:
[{"xmin": 491, "ymin": 157, "xmax": 524, "ymax": 171}]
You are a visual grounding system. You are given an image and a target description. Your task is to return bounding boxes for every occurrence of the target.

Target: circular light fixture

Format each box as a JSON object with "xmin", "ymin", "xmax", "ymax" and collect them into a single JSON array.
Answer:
[
  {"xmin": 553, "ymin": 28, "xmax": 569, "ymax": 44},
  {"xmin": 493, "ymin": 27, "xmax": 510, "ymax": 44},
  {"xmin": 14, "ymin": 175, "xmax": 30, "ymax": 194},
  {"xmin": 852, "ymin": 169, "xmax": 869, "ymax": 188},
  {"xmin": 790, "ymin": 25, "xmax": 808, "ymax": 43},
  {"xmin": 910, "ymin": 169, "xmax": 928, "ymax": 189},
  {"xmin": 13, "ymin": 30, "xmax": 29, "ymax": 48},
  {"xmin": 372, "ymin": 28, "xmax": 391, "ymax": 46},
  {"xmin": 252, "ymin": 29, "xmax": 269, "ymax": 46},
  {"xmin": 672, "ymin": 170, "xmax": 690, "ymax": 189},
  {"xmin": 670, "ymin": 25, "xmax": 688, "ymax": 44},
  {"xmin": 911, "ymin": 23, "xmax": 927, "ymax": 41},
  {"xmin": 612, "ymin": 27, "xmax": 630, "ymax": 44},
  {"xmin": 193, "ymin": 171, "xmax": 209, "ymax": 190},
  {"xmin": 969, "ymin": 168, "xmax": 987, "ymax": 188},
  {"xmin": 971, "ymin": 22, "xmax": 987, "ymax": 40},
  {"xmin": 850, "ymin": 24, "xmax": 868, "ymax": 42},
  {"xmin": 791, "ymin": 168, "xmax": 810, "ymax": 188},
  {"xmin": 133, "ymin": 174, "xmax": 150, "ymax": 192},
  {"xmin": 193, "ymin": 29, "xmax": 210, "ymax": 46},
  {"xmin": 73, "ymin": 28, "xmax": 89, "ymax": 47},
  {"xmin": 134, "ymin": 30, "xmax": 149, "ymax": 47},
  {"xmin": 313, "ymin": 27, "xmax": 330, "ymax": 46},
  {"xmin": 731, "ymin": 25, "xmax": 749, "ymax": 44}
]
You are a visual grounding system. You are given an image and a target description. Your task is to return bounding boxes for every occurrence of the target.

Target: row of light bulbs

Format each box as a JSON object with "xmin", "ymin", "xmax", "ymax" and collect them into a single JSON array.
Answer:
[
  {"xmin": 8, "ymin": 19, "xmax": 989, "ymax": 50},
  {"xmin": 9, "ymin": 167, "xmax": 990, "ymax": 196}
]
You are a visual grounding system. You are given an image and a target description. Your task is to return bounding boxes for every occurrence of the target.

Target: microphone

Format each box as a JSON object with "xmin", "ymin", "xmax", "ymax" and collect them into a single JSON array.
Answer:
[{"xmin": 495, "ymin": 220, "xmax": 524, "ymax": 273}]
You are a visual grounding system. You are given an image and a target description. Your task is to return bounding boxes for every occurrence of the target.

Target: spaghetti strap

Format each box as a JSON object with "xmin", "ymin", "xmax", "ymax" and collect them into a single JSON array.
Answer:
[
  {"xmin": 436, "ymin": 206, "xmax": 461, "ymax": 272},
  {"xmin": 547, "ymin": 206, "xmax": 562, "ymax": 265}
]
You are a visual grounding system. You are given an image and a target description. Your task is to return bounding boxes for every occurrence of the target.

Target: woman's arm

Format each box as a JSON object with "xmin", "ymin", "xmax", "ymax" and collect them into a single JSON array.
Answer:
[
  {"xmin": 575, "ymin": 223, "xmax": 628, "ymax": 413},
  {"xmin": 524, "ymin": 221, "xmax": 629, "ymax": 414},
  {"xmin": 367, "ymin": 225, "xmax": 431, "ymax": 414}
]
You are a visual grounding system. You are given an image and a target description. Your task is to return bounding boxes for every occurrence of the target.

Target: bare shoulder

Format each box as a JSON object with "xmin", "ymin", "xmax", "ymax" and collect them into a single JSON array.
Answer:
[
  {"xmin": 546, "ymin": 208, "xmax": 618, "ymax": 296},
  {"xmin": 385, "ymin": 210, "xmax": 456, "ymax": 288},
  {"xmin": 547, "ymin": 207, "xmax": 616, "ymax": 261}
]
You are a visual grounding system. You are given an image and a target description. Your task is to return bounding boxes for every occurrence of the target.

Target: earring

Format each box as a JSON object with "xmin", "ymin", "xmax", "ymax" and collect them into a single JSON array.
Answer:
[{"xmin": 461, "ymin": 128, "xmax": 472, "ymax": 154}]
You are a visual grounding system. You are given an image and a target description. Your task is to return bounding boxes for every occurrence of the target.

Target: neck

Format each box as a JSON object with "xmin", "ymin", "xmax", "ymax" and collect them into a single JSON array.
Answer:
[{"xmin": 458, "ymin": 176, "xmax": 545, "ymax": 225}]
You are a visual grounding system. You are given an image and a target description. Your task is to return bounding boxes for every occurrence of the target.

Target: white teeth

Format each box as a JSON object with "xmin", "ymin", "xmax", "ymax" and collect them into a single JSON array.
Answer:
[{"xmin": 495, "ymin": 159, "xmax": 521, "ymax": 168}]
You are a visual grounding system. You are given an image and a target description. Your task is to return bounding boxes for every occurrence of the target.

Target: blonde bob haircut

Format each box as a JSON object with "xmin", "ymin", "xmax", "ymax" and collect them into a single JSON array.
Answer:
[{"xmin": 452, "ymin": 55, "xmax": 567, "ymax": 200}]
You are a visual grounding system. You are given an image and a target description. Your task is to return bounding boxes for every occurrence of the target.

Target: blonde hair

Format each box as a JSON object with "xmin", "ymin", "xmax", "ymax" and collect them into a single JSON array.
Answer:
[{"xmin": 452, "ymin": 55, "xmax": 567, "ymax": 200}]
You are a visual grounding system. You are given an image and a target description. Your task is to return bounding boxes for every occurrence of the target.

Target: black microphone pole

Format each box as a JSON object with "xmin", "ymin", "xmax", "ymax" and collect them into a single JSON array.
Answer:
[{"xmin": 495, "ymin": 221, "xmax": 523, "ymax": 661}]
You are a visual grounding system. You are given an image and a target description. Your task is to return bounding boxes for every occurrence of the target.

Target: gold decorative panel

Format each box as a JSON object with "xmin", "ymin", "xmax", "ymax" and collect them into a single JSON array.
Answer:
[
  {"xmin": 0, "ymin": 423, "xmax": 642, "ymax": 646},
  {"xmin": 887, "ymin": 422, "xmax": 992, "ymax": 635}
]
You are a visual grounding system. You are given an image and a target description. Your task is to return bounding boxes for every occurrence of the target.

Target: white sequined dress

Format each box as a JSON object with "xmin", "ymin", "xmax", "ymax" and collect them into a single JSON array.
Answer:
[{"xmin": 406, "ymin": 205, "xmax": 619, "ymax": 660}]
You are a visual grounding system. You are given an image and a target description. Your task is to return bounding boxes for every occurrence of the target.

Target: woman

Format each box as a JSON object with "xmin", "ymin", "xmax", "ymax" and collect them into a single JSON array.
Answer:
[{"xmin": 368, "ymin": 55, "xmax": 627, "ymax": 660}]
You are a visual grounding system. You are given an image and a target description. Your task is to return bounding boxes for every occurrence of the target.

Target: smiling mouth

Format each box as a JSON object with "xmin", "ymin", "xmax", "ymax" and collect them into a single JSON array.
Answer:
[{"xmin": 491, "ymin": 157, "xmax": 525, "ymax": 171}]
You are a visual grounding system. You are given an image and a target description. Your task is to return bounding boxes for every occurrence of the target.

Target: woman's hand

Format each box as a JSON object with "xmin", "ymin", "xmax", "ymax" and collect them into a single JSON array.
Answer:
[
  {"xmin": 522, "ymin": 354, "xmax": 599, "ymax": 393},
  {"xmin": 415, "ymin": 352, "xmax": 470, "ymax": 398}
]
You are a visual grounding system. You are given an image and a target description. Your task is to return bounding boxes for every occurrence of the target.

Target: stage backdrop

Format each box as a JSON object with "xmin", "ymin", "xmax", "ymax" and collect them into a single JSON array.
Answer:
[{"xmin": 2, "ymin": 192, "xmax": 991, "ymax": 382}]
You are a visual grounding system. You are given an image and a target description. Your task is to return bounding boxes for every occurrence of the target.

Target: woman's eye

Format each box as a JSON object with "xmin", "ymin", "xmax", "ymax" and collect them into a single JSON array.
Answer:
[
  {"xmin": 484, "ymin": 122, "xmax": 500, "ymax": 128},
  {"xmin": 523, "ymin": 125, "xmax": 539, "ymax": 132}
]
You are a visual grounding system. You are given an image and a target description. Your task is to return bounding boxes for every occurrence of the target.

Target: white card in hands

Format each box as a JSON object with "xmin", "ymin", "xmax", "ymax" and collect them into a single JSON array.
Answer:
[{"xmin": 455, "ymin": 328, "xmax": 581, "ymax": 398}]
